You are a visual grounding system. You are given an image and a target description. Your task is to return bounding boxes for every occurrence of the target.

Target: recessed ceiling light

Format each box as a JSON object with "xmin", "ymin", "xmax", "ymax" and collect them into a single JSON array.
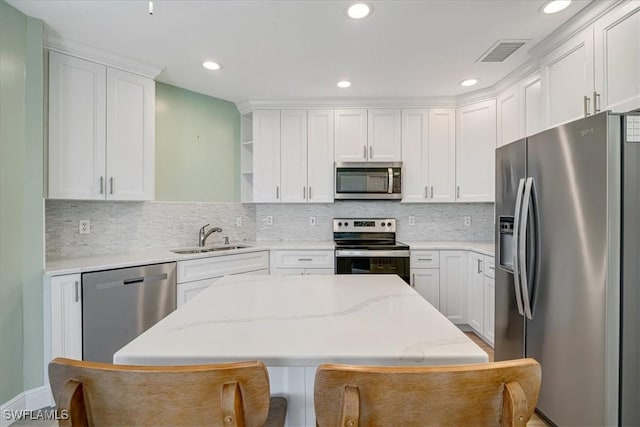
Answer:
[
  {"xmin": 347, "ymin": 3, "xmax": 371, "ymax": 19},
  {"xmin": 541, "ymin": 0, "xmax": 571, "ymax": 14},
  {"xmin": 337, "ymin": 80, "xmax": 352, "ymax": 88},
  {"xmin": 460, "ymin": 78, "xmax": 479, "ymax": 87},
  {"xmin": 202, "ymin": 61, "xmax": 222, "ymax": 71}
]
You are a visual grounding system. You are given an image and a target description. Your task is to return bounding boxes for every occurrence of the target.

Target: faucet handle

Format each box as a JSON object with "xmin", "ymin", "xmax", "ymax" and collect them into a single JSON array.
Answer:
[{"xmin": 224, "ymin": 236, "xmax": 230, "ymax": 245}]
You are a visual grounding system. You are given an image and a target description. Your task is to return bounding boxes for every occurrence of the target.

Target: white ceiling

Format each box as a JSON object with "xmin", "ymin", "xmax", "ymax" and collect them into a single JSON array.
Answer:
[{"xmin": 9, "ymin": 0, "xmax": 593, "ymax": 103}]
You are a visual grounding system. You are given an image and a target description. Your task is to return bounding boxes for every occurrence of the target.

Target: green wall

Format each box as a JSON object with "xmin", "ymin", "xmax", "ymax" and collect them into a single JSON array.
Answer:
[
  {"xmin": 155, "ymin": 82, "xmax": 240, "ymax": 202},
  {"xmin": 0, "ymin": 0, "xmax": 44, "ymax": 403}
]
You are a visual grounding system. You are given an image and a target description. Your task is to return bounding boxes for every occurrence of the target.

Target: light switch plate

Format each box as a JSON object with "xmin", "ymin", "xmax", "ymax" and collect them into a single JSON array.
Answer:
[{"xmin": 79, "ymin": 220, "xmax": 90, "ymax": 234}]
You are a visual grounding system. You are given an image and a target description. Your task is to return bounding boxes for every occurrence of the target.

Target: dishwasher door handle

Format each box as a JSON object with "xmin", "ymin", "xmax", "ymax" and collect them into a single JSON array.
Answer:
[{"xmin": 124, "ymin": 273, "xmax": 168, "ymax": 285}]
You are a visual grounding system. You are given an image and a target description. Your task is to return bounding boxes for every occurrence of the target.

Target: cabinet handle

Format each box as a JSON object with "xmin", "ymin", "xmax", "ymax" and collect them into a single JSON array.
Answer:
[
  {"xmin": 109, "ymin": 177, "xmax": 114, "ymax": 194},
  {"xmin": 298, "ymin": 258, "xmax": 313, "ymax": 261},
  {"xmin": 74, "ymin": 281, "xmax": 79, "ymax": 302},
  {"xmin": 456, "ymin": 186, "xmax": 460, "ymax": 198},
  {"xmin": 276, "ymin": 186, "xmax": 279, "ymax": 199},
  {"xmin": 369, "ymin": 146, "xmax": 373, "ymax": 159},
  {"xmin": 303, "ymin": 186, "xmax": 306, "ymax": 199},
  {"xmin": 363, "ymin": 145, "xmax": 367, "ymax": 159},
  {"xmin": 584, "ymin": 96, "xmax": 591, "ymax": 117},
  {"xmin": 424, "ymin": 186, "xmax": 428, "ymax": 198},
  {"xmin": 418, "ymin": 258, "xmax": 432, "ymax": 261},
  {"xmin": 594, "ymin": 91, "xmax": 601, "ymax": 113},
  {"xmin": 99, "ymin": 176, "xmax": 104, "ymax": 194},
  {"xmin": 412, "ymin": 273, "xmax": 415, "ymax": 287},
  {"xmin": 477, "ymin": 259, "xmax": 482, "ymax": 274},
  {"xmin": 309, "ymin": 186, "xmax": 312, "ymax": 199},
  {"xmin": 489, "ymin": 266, "xmax": 495, "ymax": 271},
  {"xmin": 430, "ymin": 186, "xmax": 434, "ymax": 198}
]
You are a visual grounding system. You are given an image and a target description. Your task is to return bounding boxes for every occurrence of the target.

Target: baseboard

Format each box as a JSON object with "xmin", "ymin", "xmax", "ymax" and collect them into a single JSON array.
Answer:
[{"xmin": 0, "ymin": 385, "xmax": 53, "ymax": 427}]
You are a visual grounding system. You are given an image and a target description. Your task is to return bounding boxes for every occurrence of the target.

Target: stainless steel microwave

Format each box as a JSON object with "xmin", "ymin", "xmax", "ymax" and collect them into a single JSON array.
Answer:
[{"xmin": 335, "ymin": 162, "xmax": 402, "ymax": 200}]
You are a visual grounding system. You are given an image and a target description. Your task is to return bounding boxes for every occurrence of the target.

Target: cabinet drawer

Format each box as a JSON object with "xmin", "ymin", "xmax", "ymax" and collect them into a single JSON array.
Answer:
[
  {"xmin": 270, "ymin": 250, "xmax": 334, "ymax": 269},
  {"xmin": 483, "ymin": 255, "xmax": 495, "ymax": 279},
  {"xmin": 177, "ymin": 251, "xmax": 269, "ymax": 283},
  {"xmin": 410, "ymin": 250, "xmax": 440, "ymax": 269}
]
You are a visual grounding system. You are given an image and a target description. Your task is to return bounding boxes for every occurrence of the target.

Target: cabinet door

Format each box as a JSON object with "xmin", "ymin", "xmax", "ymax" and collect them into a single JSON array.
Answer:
[
  {"xmin": 280, "ymin": 110, "xmax": 308, "ymax": 203},
  {"xmin": 106, "ymin": 68, "xmax": 155, "ymax": 201},
  {"xmin": 50, "ymin": 274, "xmax": 83, "ymax": 360},
  {"xmin": 455, "ymin": 100, "xmax": 496, "ymax": 202},
  {"xmin": 594, "ymin": 1, "xmax": 640, "ymax": 113},
  {"xmin": 412, "ymin": 269, "xmax": 440, "ymax": 310},
  {"xmin": 401, "ymin": 109, "xmax": 429, "ymax": 202},
  {"xmin": 520, "ymin": 73, "xmax": 543, "ymax": 137},
  {"xmin": 540, "ymin": 26, "xmax": 594, "ymax": 128},
  {"xmin": 368, "ymin": 109, "xmax": 401, "ymax": 161},
  {"xmin": 334, "ymin": 109, "xmax": 367, "ymax": 162},
  {"xmin": 307, "ymin": 110, "xmax": 335, "ymax": 203},
  {"xmin": 48, "ymin": 52, "xmax": 106, "ymax": 200},
  {"xmin": 439, "ymin": 251, "xmax": 468, "ymax": 324},
  {"xmin": 177, "ymin": 277, "xmax": 220, "ymax": 307},
  {"xmin": 428, "ymin": 109, "xmax": 456, "ymax": 202},
  {"xmin": 497, "ymin": 85, "xmax": 521, "ymax": 147},
  {"xmin": 253, "ymin": 110, "xmax": 281, "ymax": 202},
  {"xmin": 483, "ymin": 275, "xmax": 495, "ymax": 346},
  {"xmin": 467, "ymin": 252, "xmax": 485, "ymax": 334}
]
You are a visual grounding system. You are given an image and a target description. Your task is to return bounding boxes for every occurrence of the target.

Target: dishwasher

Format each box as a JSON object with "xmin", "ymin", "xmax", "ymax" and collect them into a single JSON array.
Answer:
[{"xmin": 82, "ymin": 262, "xmax": 176, "ymax": 363}]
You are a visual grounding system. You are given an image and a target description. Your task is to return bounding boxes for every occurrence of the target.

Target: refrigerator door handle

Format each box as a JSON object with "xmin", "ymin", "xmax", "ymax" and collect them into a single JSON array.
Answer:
[
  {"xmin": 512, "ymin": 178, "xmax": 526, "ymax": 316},
  {"xmin": 520, "ymin": 177, "xmax": 534, "ymax": 320}
]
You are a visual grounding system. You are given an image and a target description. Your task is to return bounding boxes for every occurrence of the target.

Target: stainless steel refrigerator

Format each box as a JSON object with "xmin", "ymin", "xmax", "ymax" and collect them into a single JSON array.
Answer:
[{"xmin": 495, "ymin": 111, "xmax": 640, "ymax": 426}]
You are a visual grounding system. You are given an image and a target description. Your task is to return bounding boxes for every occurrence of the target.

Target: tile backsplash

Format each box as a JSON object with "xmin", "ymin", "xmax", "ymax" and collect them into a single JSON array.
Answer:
[{"xmin": 46, "ymin": 200, "xmax": 494, "ymax": 259}]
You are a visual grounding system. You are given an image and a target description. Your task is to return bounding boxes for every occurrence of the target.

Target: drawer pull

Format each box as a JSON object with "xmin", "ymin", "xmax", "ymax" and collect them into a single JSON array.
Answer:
[
  {"xmin": 417, "ymin": 258, "xmax": 432, "ymax": 261},
  {"xmin": 489, "ymin": 266, "xmax": 495, "ymax": 270},
  {"xmin": 298, "ymin": 258, "xmax": 313, "ymax": 261}
]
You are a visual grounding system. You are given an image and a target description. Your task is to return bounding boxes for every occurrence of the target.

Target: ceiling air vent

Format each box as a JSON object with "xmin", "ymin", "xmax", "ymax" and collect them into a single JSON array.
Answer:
[{"xmin": 477, "ymin": 40, "xmax": 529, "ymax": 63}]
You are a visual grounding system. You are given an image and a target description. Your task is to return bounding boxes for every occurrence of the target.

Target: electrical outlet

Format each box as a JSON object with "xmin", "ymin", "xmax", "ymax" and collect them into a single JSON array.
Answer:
[
  {"xmin": 309, "ymin": 216, "xmax": 316, "ymax": 226},
  {"xmin": 408, "ymin": 216, "xmax": 415, "ymax": 226},
  {"xmin": 79, "ymin": 219, "xmax": 90, "ymax": 234},
  {"xmin": 464, "ymin": 216, "xmax": 472, "ymax": 226},
  {"xmin": 236, "ymin": 217, "xmax": 242, "ymax": 227},
  {"xmin": 266, "ymin": 216, "xmax": 273, "ymax": 226}
]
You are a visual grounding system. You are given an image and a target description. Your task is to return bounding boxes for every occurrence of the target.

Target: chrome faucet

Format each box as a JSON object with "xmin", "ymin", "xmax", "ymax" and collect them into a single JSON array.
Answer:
[{"xmin": 198, "ymin": 224, "xmax": 223, "ymax": 247}]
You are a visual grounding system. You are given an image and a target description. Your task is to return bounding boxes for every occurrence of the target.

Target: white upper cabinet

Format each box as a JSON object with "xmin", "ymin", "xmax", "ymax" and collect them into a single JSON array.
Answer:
[
  {"xmin": 253, "ymin": 110, "xmax": 281, "ymax": 202},
  {"xmin": 594, "ymin": 1, "xmax": 640, "ymax": 113},
  {"xmin": 280, "ymin": 110, "xmax": 308, "ymax": 203},
  {"xmin": 540, "ymin": 27, "xmax": 595, "ymax": 128},
  {"xmin": 335, "ymin": 109, "xmax": 401, "ymax": 162},
  {"xmin": 307, "ymin": 110, "xmax": 334, "ymax": 203},
  {"xmin": 48, "ymin": 52, "xmax": 155, "ymax": 201},
  {"xmin": 367, "ymin": 109, "xmax": 402, "ymax": 161},
  {"xmin": 428, "ymin": 109, "xmax": 456, "ymax": 202},
  {"xmin": 48, "ymin": 52, "xmax": 106, "ymax": 200},
  {"xmin": 497, "ymin": 85, "xmax": 522, "ymax": 147},
  {"xmin": 105, "ymin": 68, "xmax": 155, "ymax": 200},
  {"xmin": 335, "ymin": 109, "xmax": 368, "ymax": 162},
  {"xmin": 455, "ymin": 99, "xmax": 497, "ymax": 202},
  {"xmin": 520, "ymin": 73, "xmax": 543, "ymax": 137}
]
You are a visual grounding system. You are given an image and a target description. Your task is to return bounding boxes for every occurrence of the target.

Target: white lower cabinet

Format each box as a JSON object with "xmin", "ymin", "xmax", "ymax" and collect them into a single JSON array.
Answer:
[
  {"xmin": 467, "ymin": 252, "xmax": 485, "ymax": 334},
  {"xmin": 483, "ymin": 275, "xmax": 495, "ymax": 346},
  {"xmin": 439, "ymin": 251, "xmax": 468, "ymax": 324},
  {"xmin": 270, "ymin": 250, "xmax": 335, "ymax": 275},
  {"xmin": 48, "ymin": 274, "xmax": 83, "ymax": 361},
  {"xmin": 411, "ymin": 269, "xmax": 440, "ymax": 310},
  {"xmin": 176, "ymin": 251, "xmax": 270, "ymax": 307}
]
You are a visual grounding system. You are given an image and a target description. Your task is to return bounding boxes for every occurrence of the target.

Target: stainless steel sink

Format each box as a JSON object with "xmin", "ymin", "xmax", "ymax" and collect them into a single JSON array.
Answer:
[{"xmin": 171, "ymin": 245, "xmax": 251, "ymax": 255}]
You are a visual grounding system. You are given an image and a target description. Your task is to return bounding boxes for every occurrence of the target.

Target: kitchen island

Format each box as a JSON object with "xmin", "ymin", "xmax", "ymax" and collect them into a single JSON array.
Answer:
[{"xmin": 114, "ymin": 274, "xmax": 488, "ymax": 426}]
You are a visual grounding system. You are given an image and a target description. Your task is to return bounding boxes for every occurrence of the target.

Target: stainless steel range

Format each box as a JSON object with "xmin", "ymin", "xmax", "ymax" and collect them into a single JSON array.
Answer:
[{"xmin": 333, "ymin": 218, "xmax": 410, "ymax": 284}]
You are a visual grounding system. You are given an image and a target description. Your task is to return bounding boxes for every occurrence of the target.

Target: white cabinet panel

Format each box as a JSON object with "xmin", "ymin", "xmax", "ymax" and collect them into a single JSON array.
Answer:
[
  {"xmin": 410, "ymin": 250, "xmax": 440, "ymax": 269},
  {"xmin": 335, "ymin": 109, "xmax": 367, "ymax": 162},
  {"xmin": 428, "ymin": 109, "xmax": 456, "ymax": 202},
  {"xmin": 307, "ymin": 110, "xmax": 334, "ymax": 203},
  {"xmin": 106, "ymin": 68, "xmax": 155, "ymax": 201},
  {"xmin": 541, "ymin": 27, "xmax": 595, "ymax": 128},
  {"xmin": 468, "ymin": 252, "xmax": 484, "ymax": 334},
  {"xmin": 280, "ymin": 110, "xmax": 308, "ymax": 203},
  {"xmin": 50, "ymin": 274, "xmax": 83, "ymax": 361},
  {"xmin": 521, "ymin": 73, "xmax": 543, "ymax": 137},
  {"xmin": 177, "ymin": 269, "xmax": 268, "ymax": 306},
  {"xmin": 497, "ymin": 85, "xmax": 521, "ymax": 147},
  {"xmin": 412, "ymin": 269, "xmax": 440, "ymax": 310},
  {"xmin": 270, "ymin": 250, "xmax": 334, "ymax": 270},
  {"xmin": 594, "ymin": 1, "xmax": 640, "ymax": 113},
  {"xmin": 368, "ymin": 109, "xmax": 401, "ymax": 161},
  {"xmin": 48, "ymin": 52, "xmax": 106, "ymax": 200},
  {"xmin": 455, "ymin": 100, "xmax": 496, "ymax": 202},
  {"xmin": 483, "ymin": 275, "xmax": 495, "ymax": 346},
  {"xmin": 253, "ymin": 110, "xmax": 281, "ymax": 202},
  {"xmin": 177, "ymin": 251, "xmax": 269, "ymax": 283},
  {"xmin": 401, "ymin": 109, "xmax": 429, "ymax": 202},
  {"xmin": 439, "ymin": 250, "xmax": 468, "ymax": 324}
]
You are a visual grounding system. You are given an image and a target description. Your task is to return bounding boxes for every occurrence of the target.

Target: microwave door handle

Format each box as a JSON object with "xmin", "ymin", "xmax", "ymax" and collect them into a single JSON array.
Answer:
[{"xmin": 388, "ymin": 168, "xmax": 393, "ymax": 194}]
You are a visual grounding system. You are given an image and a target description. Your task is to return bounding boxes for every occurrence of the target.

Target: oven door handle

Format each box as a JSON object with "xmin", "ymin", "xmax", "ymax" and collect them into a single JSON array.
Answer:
[{"xmin": 335, "ymin": 249, "xmax": 410, "ymax": 258}]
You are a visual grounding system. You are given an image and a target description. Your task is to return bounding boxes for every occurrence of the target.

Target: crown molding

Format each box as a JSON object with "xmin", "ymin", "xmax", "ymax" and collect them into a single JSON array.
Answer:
[
  {"xmin": 236, "ymin": 97, "xmax": 457, "ymax": 114},
  {"xmin": 44, "ymin": 35, "xmax": 163, "ymax": 79}
]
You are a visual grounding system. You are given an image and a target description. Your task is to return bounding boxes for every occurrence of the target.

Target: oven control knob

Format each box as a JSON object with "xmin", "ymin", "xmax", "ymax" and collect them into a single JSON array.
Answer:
[
  {"xmin": 338, "ymin": 222, "xmax": 342, "ymax": 227},
  {"xmin": 344, "ymin": 222, "xmax": 349, "ymax": 226},
  {"xmin": 381, "ymin": 222, "xmax": 385, "ymax": 227},
  {"xmin": 387, "ymin": 222, "xmax": 392, "ymax": 227}
]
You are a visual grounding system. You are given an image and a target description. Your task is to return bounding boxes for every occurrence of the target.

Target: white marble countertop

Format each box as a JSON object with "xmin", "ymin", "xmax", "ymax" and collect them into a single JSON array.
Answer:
[
  {"xmin": 114, "ymin": 274, "xmax": 488, "ymax": 367},
  {"xmin": 44, "ymin": 240, "xmax": 494, "ymax": 276}
]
